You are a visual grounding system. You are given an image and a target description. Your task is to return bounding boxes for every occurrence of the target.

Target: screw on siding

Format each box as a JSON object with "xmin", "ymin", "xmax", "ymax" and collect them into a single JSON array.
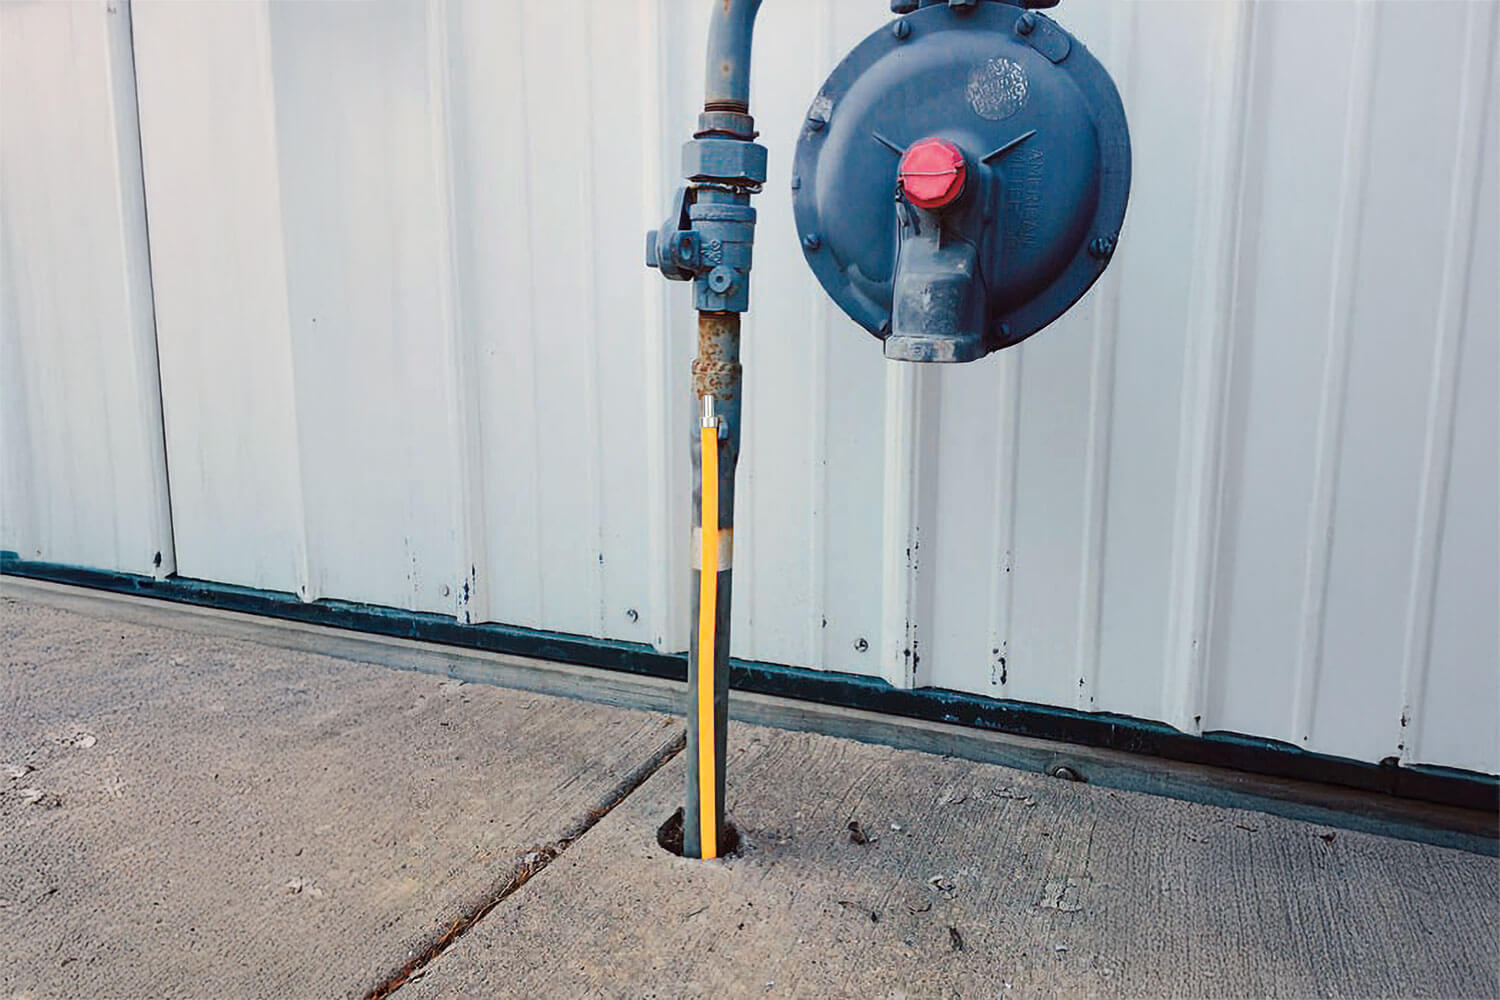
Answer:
[
  {"xmin": 854, "ymin": 637, "xmax": 869, "ymax": 652},
  {"xmin": 892, "ymin": 19, "xmax": 911, "ymax": 40},
  {"xmin": 1089, "ymin": 234, "xmax": 1116, "ymax": 259},
  {"xmin": 441, "ymin": 585, "xmax": 451, "ymax": 597},
  {"xmin": 803, "ymin": 233, "xmax": 821, "ymax": 251},
  {"xmin": 626, "ymin": 608, "xmax": 640, "ymax": 623}
]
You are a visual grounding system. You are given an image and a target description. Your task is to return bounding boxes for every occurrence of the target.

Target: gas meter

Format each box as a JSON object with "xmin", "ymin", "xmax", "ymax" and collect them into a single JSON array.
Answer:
[{"xmin": 793, "ymin": 0, "xmax": 1130, "ymax": 361}]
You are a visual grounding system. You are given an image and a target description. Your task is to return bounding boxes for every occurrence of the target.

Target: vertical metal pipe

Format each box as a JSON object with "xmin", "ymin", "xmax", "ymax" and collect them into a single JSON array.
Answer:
[
  {"xmin": 685, "ymin": 312, "xmax": 741, "ymax": 858},
  {"xmin": 703, "ymin": 0, "xmax": 763, "ymax": 111},
  {"xmin": 675, "ymin": 0, "xmax": 760, "ymax": 860}
]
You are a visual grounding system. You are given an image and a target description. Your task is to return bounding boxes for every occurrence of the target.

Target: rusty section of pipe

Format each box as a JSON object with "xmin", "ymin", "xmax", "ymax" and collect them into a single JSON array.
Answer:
[
  {"xmin": 691, "ymin": 312, "xmax": 743, "ymax": 402},
  {"xmin": 691, "ymin": 311, "xmax": 742, "ymax": 525}
]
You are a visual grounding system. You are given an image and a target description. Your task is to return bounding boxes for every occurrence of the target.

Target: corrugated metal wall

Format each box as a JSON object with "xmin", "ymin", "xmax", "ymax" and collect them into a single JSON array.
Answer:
[
  {"xmin": 0, "ymin": 0, "xmax": 173, "ymax": 577},
  {"xmin": 2, "ymin": 0, "xmax": 1495, "ymax": 775}
]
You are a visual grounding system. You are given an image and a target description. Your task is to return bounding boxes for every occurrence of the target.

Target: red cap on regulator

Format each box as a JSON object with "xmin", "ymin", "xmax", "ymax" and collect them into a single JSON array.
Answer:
[{"xmin": 899, "ymin": 137, "xmax": 966, "ymax": 210}]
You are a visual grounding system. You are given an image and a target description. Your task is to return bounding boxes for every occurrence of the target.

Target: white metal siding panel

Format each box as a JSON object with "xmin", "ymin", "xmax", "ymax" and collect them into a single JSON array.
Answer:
[
  {"xmin": 442, "ymin": 0, "xmax": 667, "ymax": 641},
  {"xmin": 265, "ymin": 1, "xmax": 460, "ymax": 613},
  {"xmin": 1405, "ymin": 12, "xmax": 1499, "ymax": 773},
  {"xmin": 738, "ymin": 0, "xmax": 831, "ymax": 670},
  {"xmin": 130, "ymin": 2, "xmax": 309, "ymax": 596},
  {"xmin": 1309, "ymin": 2, "xmax": 1487, "ymax": 764},
  {"xmin": 15, "ymin": 0, "xmax": 1496, "ymax": 774},
  {"xmin": 505, "ymin": 1, "xmax": 607, "ymax": 635},
  {"xmin": 0, "ymin": 1, "xmax": 173, "ymax": 578},
  {"xmin": 1092, "ymin": 2, "xmax": 1243, "ymax": 727},
  {"xmin": 586, "ymin": 3, "xmax": 669, "ymax": 644},
  {"xmin": 738, "ymin": 0, "xmax": 892, "ymax": 677},
  {"xmin": 1205, "ymin": 0, "xmax": 1369, "ymax": 750},
  {"xmin": 438, "ymin": 0, "xmax": 547, "ymax": 629},
  {"xmin": 136, "ymin": 0, "xmax": 468, "ymax": 613}
]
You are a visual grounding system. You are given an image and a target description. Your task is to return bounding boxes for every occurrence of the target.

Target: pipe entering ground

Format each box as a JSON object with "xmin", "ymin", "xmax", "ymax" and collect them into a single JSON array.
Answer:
[
  {"xmin": 647, "ymin": 0, "xmax": 766, "ymax": 861},
  {"xmin": 656, "ymin": 807, "xmax": 742, "ymax": 860}
]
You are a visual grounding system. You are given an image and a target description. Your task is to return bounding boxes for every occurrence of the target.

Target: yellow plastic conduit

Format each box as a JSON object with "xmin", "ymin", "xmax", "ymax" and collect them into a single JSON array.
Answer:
[{"xmin": 697, "ymin": 412, "xmax": 720, "ymax": 860}]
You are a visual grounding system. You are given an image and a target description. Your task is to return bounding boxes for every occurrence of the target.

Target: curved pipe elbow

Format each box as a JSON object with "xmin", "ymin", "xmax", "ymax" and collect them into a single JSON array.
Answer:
[{"xmin": 704, "ymin": 0, "xmax": 763, "ymax": 111}]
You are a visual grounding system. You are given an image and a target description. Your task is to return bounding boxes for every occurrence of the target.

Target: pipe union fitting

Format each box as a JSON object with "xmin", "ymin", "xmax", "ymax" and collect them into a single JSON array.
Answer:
[{"xmin": 683, "ymin": 138, "xmax": 769, "ymax": 187}]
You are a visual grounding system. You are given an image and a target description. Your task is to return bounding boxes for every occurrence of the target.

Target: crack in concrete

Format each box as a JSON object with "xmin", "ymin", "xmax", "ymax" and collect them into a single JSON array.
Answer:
[{"xmin": 363, "ymin": 730, "xmax": 686, "ymax": 999}]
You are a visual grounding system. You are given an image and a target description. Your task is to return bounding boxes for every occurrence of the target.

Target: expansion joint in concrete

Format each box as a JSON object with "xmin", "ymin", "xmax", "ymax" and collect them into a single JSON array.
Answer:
[{"xmin": 363, "ymin": 731, "xmax": 686, "ymax": 999}]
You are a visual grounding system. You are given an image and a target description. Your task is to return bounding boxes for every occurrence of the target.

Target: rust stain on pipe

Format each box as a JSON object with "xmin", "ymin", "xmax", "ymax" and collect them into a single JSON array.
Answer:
[{"xmin": 693, "ymin": 312, "xmax": 742, "ymax": 401}]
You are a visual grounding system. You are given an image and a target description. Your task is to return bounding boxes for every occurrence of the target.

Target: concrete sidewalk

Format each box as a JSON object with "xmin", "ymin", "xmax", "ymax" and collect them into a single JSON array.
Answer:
[
  {"xmin": 0, "ymin": 597, "xmax": 679, "ymax": 998},
  {"xmin": 3, "ymin": 591, "xmax": 1497, "ymax": 999},
  {"xmin": 414, "ymin": 729, "xmax": 1499, "ymax": 999}
]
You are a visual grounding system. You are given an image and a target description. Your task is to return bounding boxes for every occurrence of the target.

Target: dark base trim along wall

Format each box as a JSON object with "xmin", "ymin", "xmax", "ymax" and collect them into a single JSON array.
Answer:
[{"xmin": 4, "ymin": 553, "xmax": 1495, "ymax": 819}]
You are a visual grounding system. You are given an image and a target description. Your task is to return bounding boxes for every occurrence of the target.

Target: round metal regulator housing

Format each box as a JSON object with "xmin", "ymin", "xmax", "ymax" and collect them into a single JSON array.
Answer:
[{"xmin": 791, "ymin": 2, "xmax": 1130, "ymax": 357}]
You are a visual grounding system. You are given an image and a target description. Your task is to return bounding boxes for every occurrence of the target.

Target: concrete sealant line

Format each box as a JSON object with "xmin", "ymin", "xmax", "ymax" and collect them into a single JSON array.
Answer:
[{"xmin": 362, "ymin": 730, "xmax": 686, "ymax": 999}]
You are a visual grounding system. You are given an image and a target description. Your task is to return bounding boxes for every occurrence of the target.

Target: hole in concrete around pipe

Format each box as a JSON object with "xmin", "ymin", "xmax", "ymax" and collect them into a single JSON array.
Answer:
[{"xmin": 657, "ymin": 806, "xmax": 742, "ymax": 859}]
